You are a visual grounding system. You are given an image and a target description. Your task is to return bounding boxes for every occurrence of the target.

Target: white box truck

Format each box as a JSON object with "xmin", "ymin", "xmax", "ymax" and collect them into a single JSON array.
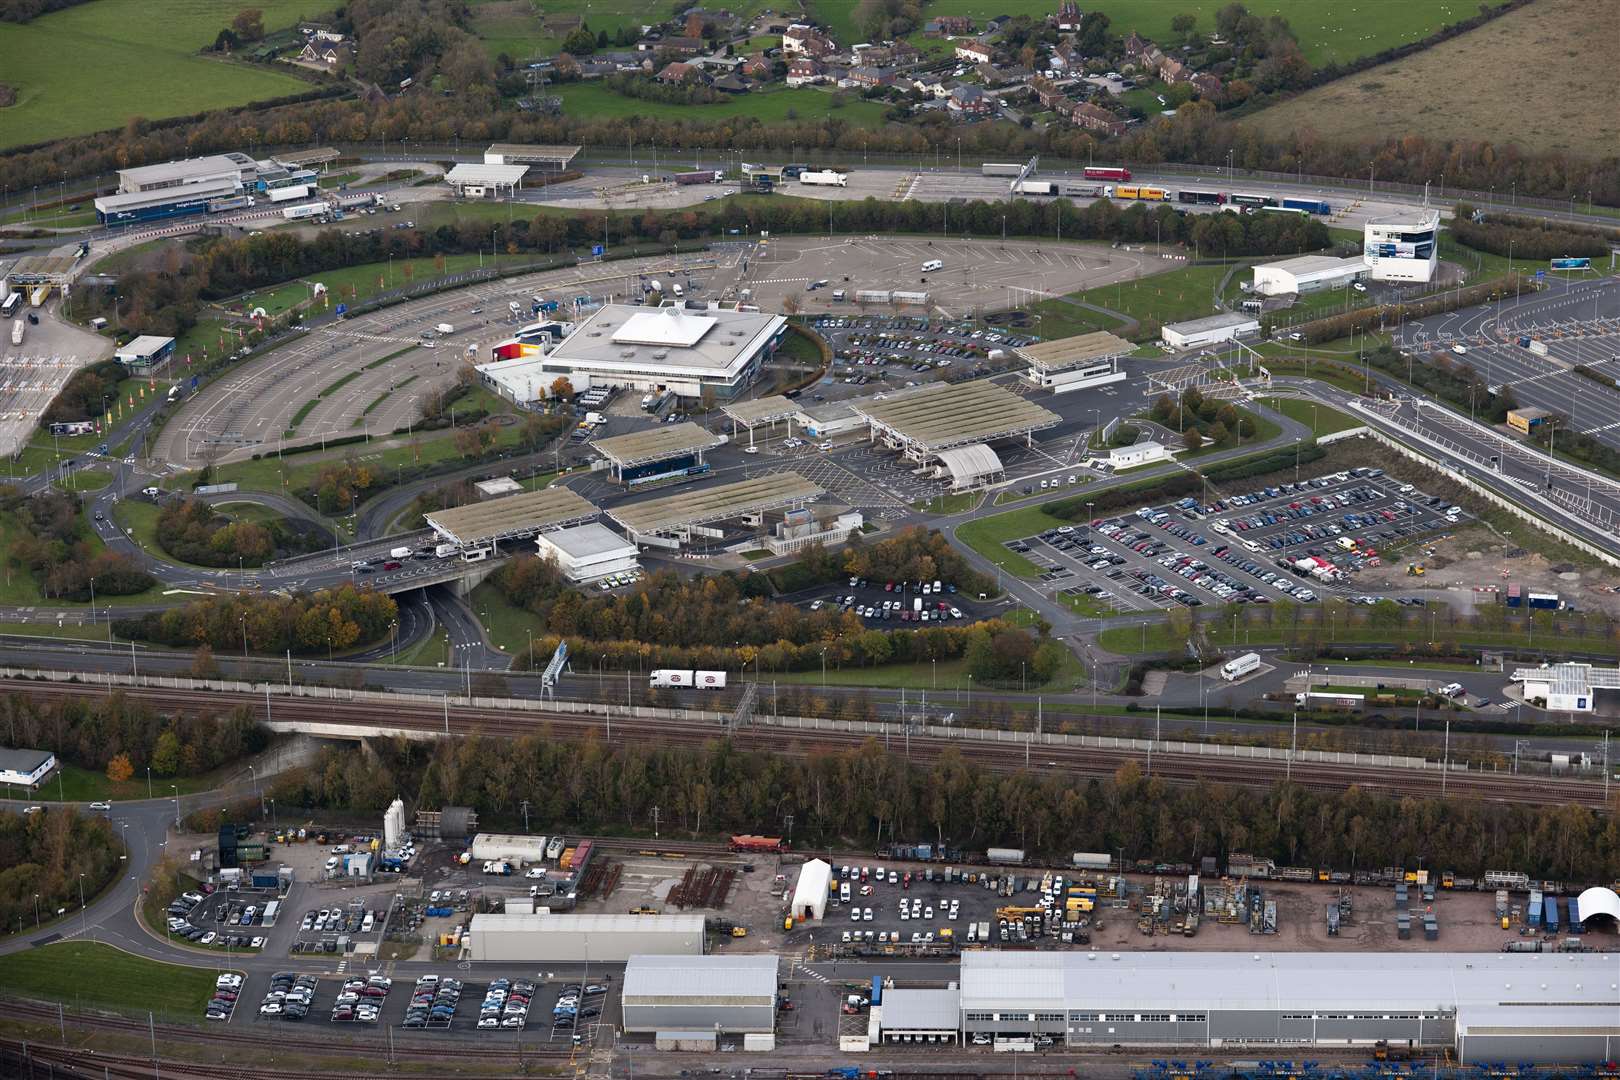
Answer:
[
  {"xmin": 389, "ymin": 546, "xmax": 413, "ymax": 559},
  {"xmin": 9, "ymin": 320, "xmax": 21, "ymax": 347},
  {"xmin": 435, "ymin": 322, "xmax": 454, "ymax": 335},
  {"xmin": 435, "ymin": 543, "xmax": 459, "ymax": 558}
]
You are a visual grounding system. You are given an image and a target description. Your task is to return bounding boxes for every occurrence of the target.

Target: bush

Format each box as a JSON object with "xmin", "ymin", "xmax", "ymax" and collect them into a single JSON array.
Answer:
[{"xmin": 156, "ymin": 499, "xmax": 274, "ymax": 567}]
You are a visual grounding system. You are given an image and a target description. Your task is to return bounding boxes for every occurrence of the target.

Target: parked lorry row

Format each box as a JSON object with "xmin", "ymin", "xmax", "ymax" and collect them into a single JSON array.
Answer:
[{"xmin": 648, "ymin": 669, "xmax": 728, "ymax": 689}]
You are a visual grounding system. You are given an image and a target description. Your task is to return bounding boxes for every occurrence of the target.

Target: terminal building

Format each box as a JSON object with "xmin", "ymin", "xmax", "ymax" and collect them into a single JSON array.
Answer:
[
  {"xmin": 534, "ymin": 522, "xmax": 640, "ymax": 583},
  {"xmin": 606, "ymin": 472, "xmax": 825, "ymax": 549},
  {"xmin": 851, "ymin": 379, "xmax": 1060, "ymax": 481},
  {"xmin": 588, "ymin": 422, "xmax": 727, "ymax": 486},
  {"xmin": 1364, "ymin": 208, "xmax": 1440, "ymax": 284},
  {"xmin": 1250, "ymin": 254, "xmax": 1365, "ymax": 296},
  {"xmin": 622, "ymin": 955, "xmax": 778, "ymax": 1036},
  {"xmin": 958, "ymin": 951, "xmax": 1620, "ymax": 1063},
  {"xmin": 1015, "ymin": 331, "xmax": 1134, "ymax": 394},
  {"xmin": 422, "ymin": 486, "xmax": 598, "ymax": 554},
  {"xmin": 113, "ymin": 335, "xmax": 176, "ymax": 372},
  {"xmin": 1511, "ymin": 661, "xmax": 1620, "ymax": 713},
  {"xmin": 95, "ymin": 151, "xmax": 321, "ymax": 225},
  {"xmin": 483, "ymin": 304, "xmax": 788, "ymax": 402}
]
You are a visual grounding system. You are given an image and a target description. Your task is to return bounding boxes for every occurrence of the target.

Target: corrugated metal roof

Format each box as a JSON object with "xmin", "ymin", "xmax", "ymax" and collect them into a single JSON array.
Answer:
[
  {"xmin": 423, "ymin": 486, "xmax": 597, "ymax": 545},
  {"xmin": 881, "ymin": 988, "xmax": 961, "ymax": 1031},
  {"xmin": 445, "ymin": 163, "xmax": 530, "ymax": 186},
  {"xmin": 588, "ymin": 422, "xmax": 727, "ymax": 466},
  {"xmin": 853, "ymin": 379, "xmax": 1059, "ymax": 451},
  {"xmin": 961, "ymin": 952, "xmax": 1620, "ymax": 1014},
  {"xmin": 1016, "ymin": 331, "xmax": 1135, "ymax": 373},
  {"xmin": 469, "ymin": 912, "xmax": 705, "ymax": 934},
  {"xmin": 720, "ymin": 395, "xmax": 798, "ymax": 426},
  {"xmin": 607, "ymin": 472, "xmax": 823, "ymax": 535},
  {"xmin": 624, "ymin": 954, "xmax": 778, "ymax": 1002}
]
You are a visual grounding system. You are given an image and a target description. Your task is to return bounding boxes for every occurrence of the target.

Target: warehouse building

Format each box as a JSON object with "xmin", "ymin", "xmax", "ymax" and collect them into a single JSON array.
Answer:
[
  {"xmin": 95, "ymin": 179, "xmax": 242, "ymax": 226},
  {"xmin": 622, "ymin": 954, "xmax": 778, "ymax": 1034},
  {"xmin": 537, "ymin": 304, "xmax": 789, "ymax": 400},
  {"xmin": 0, "ymin": 748, "xmax": 56, "ymax": 788},
  {"xmin": 790, "ymin": 858, "xmax": 832, "ymax": 921},
  {"xmin": 1511, "ymin": 661, "xmax": 1620, "ymax": 713},
  {"xmin": 879, "ymin": 988, "xmax": 961, "ymax": 1045},
  {"xmin": 1364, "ymin": 208, "xmax": 1439, "ymax": 284},
  {"xmin": 116, "ymin": 154, "xmax": 257, "ymax": 194},
  {"xmin": 113, "ymin": 335, "xmax": 176, "ymax": 372},
  {"xmin": 1250, "ymin": 254, "xmax": 1365, "ymax": 296},
  {"xmin": 535, "ymin": 522, "xmax": 640, "ymax": 583},
  {"xmin": 1161, "ymin": 312, "xmax": 1261, "ymax": 351},
  {"xmin": 1015, "ymin": 331, "xmax": 1133, "ymax": 394},
  {"xmin": 959, "ymin": 951, "xmax": 1620, "ymax": 1063},
  {"xmin": 464, "ymin": 913, "xmax": 705, "ymax": 962}
]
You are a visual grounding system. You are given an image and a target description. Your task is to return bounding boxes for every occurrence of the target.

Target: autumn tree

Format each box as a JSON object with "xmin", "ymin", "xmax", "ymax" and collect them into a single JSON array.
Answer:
[
  {"xmin": 231, "ymin": 8, "xmax": 264, "ymax": 41},
  {"xmin": 105, "ymin": 753, "xmax": 134, "ymax": 783},
  {"xmin": 1182, "ymin": 426, "xmax": 1204, "ymax": 451},
  {"xmin": 550, "ymin": 376, "xmax": 575, "ymax": 400}
]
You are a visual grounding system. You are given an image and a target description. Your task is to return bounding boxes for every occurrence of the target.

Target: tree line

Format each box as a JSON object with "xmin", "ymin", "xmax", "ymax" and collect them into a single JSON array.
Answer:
[
  {"xmin": 0, "ymin": 809, "xmax": 124, "ymax": 939},
  {"xmin": 0, "ymin": 691, "xmax": 267, "ymax": 780},
  {"xmin": 496, "ymin": 551, "xmax": 1061, "ymax": 686},
  {"xmin": 0, "ymin": 487, "xmax": 154, "ymax": 601},
  {"xmin": 0, "ymin": 0, "xmax": 91, "ymax": 22},
  {"xmin": 266, "ymin": 731, "xmax": 1620, "ymax": 883},
  {"xmin": 1449, "ymin": 213, "xmax": 1611, "ymax": 262},
  {"xmin": 112, "ymin": 584, "xmax": 399, "ymax": 656},
  {"xmin": 1300, "ymin": 273, "xmax": 1535, "ymax": 345},
  {"xmin": 39, "ymin": 359, "xmax": 126, "ymax": 427},
  {"xmin": 1363, "ymin": 343, "xmax": 1520, "ymax": 425}
]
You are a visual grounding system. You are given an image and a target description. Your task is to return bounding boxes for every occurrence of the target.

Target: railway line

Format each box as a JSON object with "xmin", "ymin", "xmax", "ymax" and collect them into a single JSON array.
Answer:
[
  {"xmin": 2, "ymin": 677, "xmax": 1609, "ymax": 808},
  {"xmin": 0, "ymin": 1039, "xmax": 536, "ymax": 1080}
]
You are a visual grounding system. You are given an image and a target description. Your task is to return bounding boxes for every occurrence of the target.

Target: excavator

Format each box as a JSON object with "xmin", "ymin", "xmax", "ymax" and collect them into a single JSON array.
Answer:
[{"xmin": 1406, "ymin": 562, "xmax": 1426, "ymax": 577}]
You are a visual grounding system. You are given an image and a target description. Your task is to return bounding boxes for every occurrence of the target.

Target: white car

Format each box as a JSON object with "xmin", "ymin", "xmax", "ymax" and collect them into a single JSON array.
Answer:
[
  {"xmin": 742, "ymin": 445, "xmax": 759, "ymax": 454},
  {"xmin": 88, "ymin": 800, "xmax": 112, "ymax": 811}
]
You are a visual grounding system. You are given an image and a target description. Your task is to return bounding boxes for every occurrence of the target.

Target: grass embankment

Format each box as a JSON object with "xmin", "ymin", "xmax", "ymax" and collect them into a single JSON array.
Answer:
[
  {"xmin": 1255, "ymin": 397, "xmax": 1363, "ymax": 437},
  {"xmin": 12, "ymin": 761, "xmax": 224, "ymax": 803},
  {"xmin": 0, "ymin": 942, "xmax": 222, "ymax": 1013},
  {"xmin": 236, "ymin": 254, "xmax": 489, "ymax": 317},
  {"xmin": 773, "ymin": 651, "xmax": 1085, "ymax": 691},
  {"xmin": 0, "ymin": 0, "xmax": 311, "ymax": 149},
  {"xmin": 913, "ymin": 492, "xmax": 979, "ymax": 514},
  {"xmin": 1028, "ymin": 261, "xmax": 1247, "ymax": 342}
]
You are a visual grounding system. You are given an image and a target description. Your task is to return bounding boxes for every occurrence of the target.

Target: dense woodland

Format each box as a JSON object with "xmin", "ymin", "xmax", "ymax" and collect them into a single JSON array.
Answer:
[
  {"xmin": 0, "ymin": 693, "xmax": 267, "ymax": 779},
  {"xmin": 157, "ymin": 498, "xmax": 291, "ymax": 567},
  {"xmin": 269, "ymin": 734, "xmax": 1620, "ymax": 882},
  {"xmin": 0, "ymin": 809, "xmax": 123, "ymax": 938},
  {"xmin": 1449, "ymin": 213, "xmax": 1612, "ymax": 262},
  {"xmin": 113, "ymin": 584, "xmax": 398, "ymax": 655},
  {"xmin": 39, "ymin": 359, "xmax": 126, "ymax": 426},
  {"xmin": 0, "ymin": 487, "xmax": 154, "ymax": 601},
  {"xmin": 0, "ymin": 0, "xmax": 90, "ymax": 22}
]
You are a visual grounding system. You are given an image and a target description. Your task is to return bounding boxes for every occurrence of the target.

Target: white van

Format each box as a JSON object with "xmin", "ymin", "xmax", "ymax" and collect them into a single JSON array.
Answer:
[
  {"xmin": 921, "ymin": 259, "xmax": 943, "ymax": 273},
  {"xmin": 672, "ymin": 283, "xmax": 685, "ymax": 298}
]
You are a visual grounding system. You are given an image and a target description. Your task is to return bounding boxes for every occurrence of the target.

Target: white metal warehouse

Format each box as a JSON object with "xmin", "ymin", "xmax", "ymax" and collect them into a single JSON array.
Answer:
[
  {"xmin": 464, "ymin": 913, "xmax": 705, "ymax": 962},
  {"xmin": 622, "ymin": 954, "xmax": 778, "ymax": 1034},
  {"xmin": 1160, "ymin": 312, "xmax": 1260, "ymax": 351},
  {"xmin": 1250, "ymin": 254, "xmax": 1365, "ymax": 296},
  {"xmin": 958, "ymin": 951, "xmax": 1620, "ymax": 1063},
  {"xmin": 790, "ymin": 858, "xmax": 832, "ymax": 921}
]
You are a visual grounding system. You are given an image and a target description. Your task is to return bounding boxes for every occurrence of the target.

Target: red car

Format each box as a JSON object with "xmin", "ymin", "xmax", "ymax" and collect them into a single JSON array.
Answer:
[{"xmin": 382, "ymin": 560, "xmax": 401, "ymax": 570}]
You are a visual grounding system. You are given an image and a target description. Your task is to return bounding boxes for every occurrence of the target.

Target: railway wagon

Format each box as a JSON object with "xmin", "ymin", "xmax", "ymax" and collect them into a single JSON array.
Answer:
[{"xmin": 729, "ymin": 835, "xmax": 789, "ymax": 853}]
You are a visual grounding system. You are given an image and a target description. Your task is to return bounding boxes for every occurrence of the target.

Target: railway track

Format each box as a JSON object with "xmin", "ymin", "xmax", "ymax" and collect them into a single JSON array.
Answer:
[
  {"xmin": 0, "ymin": 1039, "xmax": 535, "ymax": 1080},
  {"xmin": 2, "ymin": 677, "xmax": 1608, "ymax": 808}
]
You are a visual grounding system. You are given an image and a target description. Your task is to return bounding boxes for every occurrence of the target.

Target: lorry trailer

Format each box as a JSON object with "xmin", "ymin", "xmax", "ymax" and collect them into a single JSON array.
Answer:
[
  {"xmin": 674, "ymin": 170, "xmax": 724, "ymax": 185},
  {"xmin": 648, "ymin": 669, "xmax": 728, "ymax": 689},
  {"xmin": 1083, "ymin": 166, "xmax": 1131, "ymax": 181},
  {"xmin": 798, "ymin": 170, "xmax": 848, "ymax": 187},
  {"xmin": 1220, "ymin": 652, "xmax": 1261, "ymax": 681},
  {"xmin": 281, "ymin": 203, "xmax": 326, "ymax": 221},
  {"xmin": 268, "ymin": 184, "xmax": 312, "ymax": 203},
  {"xmin": 9, "ymin": 319, "xmax": 21, "ymax": 347},
  {"xmin": 982, "ymin": 163, "xmax": 1026, "ymax": 176},
  {"xmin": 1281, "ymin": 197, "xmax": 1333, "ymax": 215}
]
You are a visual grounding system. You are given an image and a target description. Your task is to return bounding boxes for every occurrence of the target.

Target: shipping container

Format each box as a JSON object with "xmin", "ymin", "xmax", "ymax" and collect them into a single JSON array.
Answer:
[
  {"xmin": 1506, "ymin": 583, "xmax": 1522, "ymax": 607},
  {"xmin": 870, "ymin": 977, "xmax": 883, "ymax": 1006},
  {"xmin": 982, "ymin": 163, "xmax": 1026, "ymax": 177}
]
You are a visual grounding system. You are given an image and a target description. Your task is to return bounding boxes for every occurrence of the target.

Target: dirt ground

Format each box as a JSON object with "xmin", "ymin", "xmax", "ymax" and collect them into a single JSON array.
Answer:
[
  {"xmin": 1242, "ymin": 0, "xmax": 1620, "ymax": 157},
  {"xmin": 1354, "ymin": 521, "xmax": 1620, "ymax": 617}
]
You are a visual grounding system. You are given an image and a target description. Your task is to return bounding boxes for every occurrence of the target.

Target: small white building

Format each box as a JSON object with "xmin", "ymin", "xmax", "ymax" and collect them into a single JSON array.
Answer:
[
  {"xmin": 535, "ymin": 522, "xmax": 640, "ymax": 583},
  {"xmin": 0, "ymin": 748, "xmax": 56, "ymax": 788},
  {"xmin": 445, "ymin": 163, "xmax": 529, "ymax": 198},
  {"xmin": 1161, "ymin": 312, "xmax": 1260, "ymax": 351},
  {"xmin": 1512, "ymin": 662, "xmax": 1620, "ymax": 713},
  {"xmin": 1251, "ymin": 254, "xmax": 1365, "ymax": 296},
  {"xmin": 1108, "ymin": 441, "xmax": 1167, "ymax": 468},
  {"xmin": 474, "ymin": 476, "xmax": 525, "ymax": 499},
  {"xmin": 790, "ymin": 858, "xmax": 832, "ymax": 921}
]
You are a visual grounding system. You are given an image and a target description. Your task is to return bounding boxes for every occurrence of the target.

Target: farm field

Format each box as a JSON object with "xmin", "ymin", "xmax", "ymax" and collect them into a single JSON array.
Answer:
[
  {"xmin": 1243, "ymin": 0, "xmax": 1619, "ymax": 157},
  {"xmin": 810, "ymin": 0, "xmax": 1473, "ymax": 67},
  {"xmin": 0, "ymin": 0, "xmax": 313, "ymax": 149},
  {"xmin": 552, "ymin": 83, "xmax": 891, "ymax": 127}
]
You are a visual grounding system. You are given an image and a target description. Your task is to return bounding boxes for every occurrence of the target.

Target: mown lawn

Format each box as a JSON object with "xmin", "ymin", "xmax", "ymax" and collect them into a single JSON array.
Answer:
[
  {"xmin": 955, "ymin": 504, "xmax": 1071, "ymax": 579},
  {"xmin": 1030, "ymin": 261, "xmax": 1246, "ymax": 342},
  {"xmin": 1256, "ymin": 396, "xmax": 1363, "ymax": 437},
  {"xmin": 0, "ymin": 0, "xmax": 312, "ymax": 148},
  {"xmin": 235, "ymin": 254, "xmax": 489, "ymax": 316},
  {"xmin": 0, "ymin": 942, "xmax": 222, "ymax": 1013}
]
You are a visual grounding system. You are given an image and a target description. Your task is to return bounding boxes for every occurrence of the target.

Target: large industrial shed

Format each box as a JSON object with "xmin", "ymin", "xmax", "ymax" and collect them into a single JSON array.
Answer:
[
  {"xmin": 622, "ymin": 954, "xmax": 778, "ymax": 1034},
  {"xmin": 464, "ymin": 913, "xmax": 705, "ymax": 962},
  {"xmin": 959, "ymin": 951, "xmax": 1620, "ymax": 1063}
]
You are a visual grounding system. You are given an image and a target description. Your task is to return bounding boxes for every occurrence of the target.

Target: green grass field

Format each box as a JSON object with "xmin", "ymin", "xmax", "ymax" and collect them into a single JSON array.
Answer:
[
  {"xmin": 1256, "ymin": 396, "xmax": 1363, "ymax": 437},
  {"xmin": 1030, "ymin": 261, "xmax": 1246, "ymax": 342},
  {"xmin": 13, "ymin": 760, "xmax": 224, "ymax": 803},
  {"xmin": 913, "ymin": 492, "xmax": 979, "ymax": 514},
  {"xmin": 0, "ymin": 0, "xmax": 313, "ymax": 149},
  {"xmin": 813, "ymin": 0, "xmax": 1474, "ymax": 67},
  {"xmin": 236, "ymin": 254, "xmax": 490, "ymax": 316},
  {"xmin": 955, "ymin": 504, "xmax": 1070, "ymax": 578},
  {"xmin": 0, "ymin": 942, "xmax": 223, "ymax": 1013},
  {"xmin": 0, "ymin": 204, "xmax": 99, "ymax": 229},
  {"xmin": 552, "ymin": 83, "xmax": 891, "ymax": 128}
]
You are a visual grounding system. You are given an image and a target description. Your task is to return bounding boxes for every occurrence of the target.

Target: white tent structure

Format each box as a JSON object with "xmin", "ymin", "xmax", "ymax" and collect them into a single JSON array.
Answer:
[
  {"xmin": 790, "ymin": 858, "xmax": 832, "ymax": 921},
  {"xmin": 935, "ymin": 443, "xmax": 1004, "ymax": 490},
  {"xmin": 1575, "ymin": 886, "xmax": 1620, "ymax": 925}
]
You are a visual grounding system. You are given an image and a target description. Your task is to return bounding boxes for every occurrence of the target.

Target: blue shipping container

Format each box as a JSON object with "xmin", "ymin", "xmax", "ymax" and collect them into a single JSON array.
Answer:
[
  {"xmin": 871, "ymin": 977, "xmax": 883, "ymax": 1007},
  {"xmin": 1544, "ymin": 895, "xmax": 1560, "ymax": 932},
  {"xmin": 1568, "ymin": 896, "xmax": 1584, "ymax": 934}
]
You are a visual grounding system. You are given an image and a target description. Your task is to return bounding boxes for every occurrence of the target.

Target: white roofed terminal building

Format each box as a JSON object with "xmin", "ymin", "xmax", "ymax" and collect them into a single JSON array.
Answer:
[
  {"xmin": 1364, "ymin": 207, "xmax": 1440, "ymax": 284},
  {"xmin": 534, "ymin": 522, "xmax": 640, "ymax": 583},
  {"xmin": 478, "ymin": 303, "xmax": 789, "ymax": 403}
]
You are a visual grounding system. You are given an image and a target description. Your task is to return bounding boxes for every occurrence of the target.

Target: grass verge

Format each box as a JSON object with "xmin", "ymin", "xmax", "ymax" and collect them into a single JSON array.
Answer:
[
  {"xmin": 1256, "ymin": 396, "xmax": 1364, "ymax": 437},
  {"xmin": 0, "ymin": 942, "xmax": 222, "ymax": 1013}
]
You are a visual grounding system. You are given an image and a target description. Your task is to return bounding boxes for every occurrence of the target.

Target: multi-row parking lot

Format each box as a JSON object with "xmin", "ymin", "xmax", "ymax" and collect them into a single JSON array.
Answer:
[
  {"xmin": 1006, "ymin": 467, "xmax": 1470, "ymax": 613},
  {"xmin": 798, "ymin": 574, "xmax": 994, "ymax": 629},
  {"xmin": 291, "ymin": 898, "xmax": 385, "ymax": 954},
  {"xmin": 809, "ymin": 314, "xmax": 1030, "ymax": 395},
  {"xmin": 166, "ymin": 888, "xmax": 270, "ymax": 952}
]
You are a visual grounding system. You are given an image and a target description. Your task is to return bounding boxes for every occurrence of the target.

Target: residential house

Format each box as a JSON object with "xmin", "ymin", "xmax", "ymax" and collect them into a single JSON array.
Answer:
[
  {"xmin": 740, "ymin": 52, "xmax": 771, "ymax": 78},
  {"xmin": 308, "ymin": 44, "xmax": 340, "ymax": 66},
  {"xmin": 712, "ymin": 73, "xmax": 751, "ymax": 93},
  {"xmin": 1158, "ymin": 55, "xmax": 1188, "ymax": 83},
  {"xmin": 1068, "ymin": 100, "xmax": 1127, "ymax": 136},
  {"xmin": 1189, "ymin": 72, "xmax": 1224, "ymax": 101},
  {"xmin": 848, "ymin": 64, "xmax": 896, "ymax": 88},
  {"xmin": 1053, "ymin": 1, "xmax": 1082, "ymax": 31},
  {"xmin": 853, "ymin": 40, "xmax": 918, "ymax": 67},
  {"xmin": 783, "ymin": 23, "xmax": 837, "ymax": 58},
  {"xmin": 947, "ymin": 83, "xmax": 993, "ymax": 116},
  {"xmin": 660, "ymin": 35, "xmax": 706, "ymax": 54},
  {"xmin": 954, "ymin": 40, "xmax": 992, "ymax": 64},
  {"xmin": 911, "ymin": 74, "xmax": 952, "ymax": 98},
  {"xmin": 786, "ymin": 57, "xmax": 825, "ymax": 85},
  {"xmin": 974, "ymin": 62, "xmax": 1010, "ymax": 86},
  {"xmin": 925, "ymin": 15, "xmax": 974, "ymax": 36},
  {"xmin": 657, "ymin": 61, "xmax": 710, "ymax": 84},
  {"xmin": 1122, "ymin": 31, "xmax": 1151, "ymax": 59},
  {"xmin": 1030, "ymin": 76, "xmax": 1065, "ymax": 110}
]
